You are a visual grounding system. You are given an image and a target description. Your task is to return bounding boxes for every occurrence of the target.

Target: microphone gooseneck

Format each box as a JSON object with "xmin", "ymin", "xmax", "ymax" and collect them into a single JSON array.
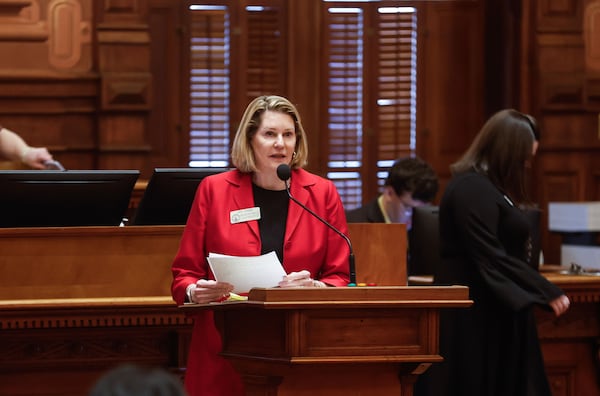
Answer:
[{"xmin": 276, "ymin": 164, "xmax": 357, "ymax": 285}]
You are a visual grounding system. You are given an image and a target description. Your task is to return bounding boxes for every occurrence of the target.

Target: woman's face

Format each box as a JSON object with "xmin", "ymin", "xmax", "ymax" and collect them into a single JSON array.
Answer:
[{"xmin": 251, "ymin": 110, "xmax": 297, "ymax": 175}]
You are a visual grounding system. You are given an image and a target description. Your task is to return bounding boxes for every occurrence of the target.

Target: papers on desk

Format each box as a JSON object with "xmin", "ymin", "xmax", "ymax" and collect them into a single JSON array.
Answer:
[{"xmin": 207, "ymin": 251, "xmax": 286, "ymax": 294}]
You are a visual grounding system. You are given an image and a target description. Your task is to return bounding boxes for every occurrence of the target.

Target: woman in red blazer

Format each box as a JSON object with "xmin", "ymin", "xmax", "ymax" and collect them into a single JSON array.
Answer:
[{"xmin": 171, "ymin": 95, "xmax": 351, "ymax": 396}]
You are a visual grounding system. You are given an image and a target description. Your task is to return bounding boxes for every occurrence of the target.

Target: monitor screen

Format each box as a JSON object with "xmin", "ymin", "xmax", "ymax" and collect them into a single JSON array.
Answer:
[
  {"xmin": 408, "ymin": 205, "xmax": 440, "ymax": 276},
  {"xmin": 0, "ymin": 170, "xmax": 139, "ymax": 227},
  {"xmin": 131, "ymin": 167, "xmax": 229, "ymax": 225}
]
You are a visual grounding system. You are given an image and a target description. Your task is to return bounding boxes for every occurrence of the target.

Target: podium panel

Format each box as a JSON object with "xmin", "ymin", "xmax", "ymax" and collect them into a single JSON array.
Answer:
[{"xmin": 183, "ymin": 286, "xmax": 471, "ymax": 396}]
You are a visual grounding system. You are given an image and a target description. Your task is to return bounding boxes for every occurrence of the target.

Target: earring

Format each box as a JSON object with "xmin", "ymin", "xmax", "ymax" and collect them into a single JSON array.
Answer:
[{"xmin": 292, "ymin": 151, "xmax": 297, "ymax": 159}]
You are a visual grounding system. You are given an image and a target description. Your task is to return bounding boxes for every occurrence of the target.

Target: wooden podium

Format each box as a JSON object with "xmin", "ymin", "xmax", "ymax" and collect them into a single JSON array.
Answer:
[{"xmin": 182, "ymin": 286, "xmax": 471, "ymax": 396}]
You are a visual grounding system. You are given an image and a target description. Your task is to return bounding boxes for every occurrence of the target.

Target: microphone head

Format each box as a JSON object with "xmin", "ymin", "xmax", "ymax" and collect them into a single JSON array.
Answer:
[{"xmin": 276, "ymin": 164, "xmax": 292, "ymax": 181}]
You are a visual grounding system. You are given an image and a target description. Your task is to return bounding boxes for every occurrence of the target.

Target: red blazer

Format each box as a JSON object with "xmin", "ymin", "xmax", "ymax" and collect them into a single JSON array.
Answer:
[{"xmin": 171, "ymin": 168, "xmax": 350, "ymax": 396}]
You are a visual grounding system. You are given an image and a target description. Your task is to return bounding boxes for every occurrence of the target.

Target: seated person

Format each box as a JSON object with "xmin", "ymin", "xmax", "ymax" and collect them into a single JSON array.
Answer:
[
  {"xmin": 0, "ymin": 125, "xmax": 54, "ymax": 169},
  {"xmin": 345, "ymin": 156, "xmax": 438, "ymax": 229}
]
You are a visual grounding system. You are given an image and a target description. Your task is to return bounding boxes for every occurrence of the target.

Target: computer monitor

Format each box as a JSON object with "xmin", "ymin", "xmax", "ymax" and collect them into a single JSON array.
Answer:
[
  {"xmin": 0, "ymin": 170, "xmax": 139, "ymax": 227},
  {"xmin": 131, "ymin": 167, "xmax": 229, "ymax": 225},
  {"xmin": 408, "ymin": 205, "xmax": 542, "ymax": 275},
  {"xmin": 408, "ymin": 205, "xmax": 440, "ymax": 276}
]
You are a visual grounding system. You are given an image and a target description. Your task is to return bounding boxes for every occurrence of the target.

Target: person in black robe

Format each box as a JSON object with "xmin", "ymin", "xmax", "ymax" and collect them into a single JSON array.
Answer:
[{"xmin": 417, "ymin": 109, "xmax": 570, "ymax": 396}]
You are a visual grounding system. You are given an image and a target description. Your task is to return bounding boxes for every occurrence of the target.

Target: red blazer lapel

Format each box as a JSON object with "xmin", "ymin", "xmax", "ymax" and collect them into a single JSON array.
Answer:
[
  {"xmin": 285, "ymin": 169, "xmax": 315, "ymax": 241},
  {"xmin": 228, "ymin": 171, "xmax": 260, "ymax": 241}
]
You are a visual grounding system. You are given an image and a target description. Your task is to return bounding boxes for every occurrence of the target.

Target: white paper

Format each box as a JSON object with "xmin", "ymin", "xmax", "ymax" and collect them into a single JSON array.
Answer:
[{"xmin": 207, "ymin": 251, "xmax": 286, "ymax": 293}]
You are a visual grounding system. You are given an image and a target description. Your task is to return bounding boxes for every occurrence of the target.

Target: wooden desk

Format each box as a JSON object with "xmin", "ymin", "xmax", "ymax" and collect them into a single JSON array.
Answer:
[
  {"xmin": 0, "ymin": 226, "xmax": 191, "ymax": 396},
  {"xmin": 3, "ymin": 224, "xmax": 597, "ymax": 396},
  {"xmin": 0, "ymin": 223, "xmax": 406, "ymax": 395},
  {"xmin": 405, "ymin": 268, "xmax": 600, "ymax": 396},
  {"xmin": 535, "ymin": 272, "xmax": 600, "ymax": 396}
]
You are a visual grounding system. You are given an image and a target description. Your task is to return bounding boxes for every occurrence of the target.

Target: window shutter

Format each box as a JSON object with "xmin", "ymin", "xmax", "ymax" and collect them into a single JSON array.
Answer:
[
  {"xmin": 376, "ymin": 8, "xmax": 417, "ymax": 175},
  {"xmin": 189, "ymin": 5, "xmax": 231, "ymax": 167},
  {"xmin": 323, "ymin": 3, "xmax": 418, "ymax": 208},
  {"xmin": 187, "ymin": 2, "xmax": 418, "ymax": 209},
  {"xmin": 246, "ymin": 4, "xmax": 286, "ymax": 103},
  {"xmin": 188, "ymin": 2, "xmax": 286, "ymax": 168},
  {"xmin": 323, "ymin": 7, "xmax": 364, "ymax": 210}
]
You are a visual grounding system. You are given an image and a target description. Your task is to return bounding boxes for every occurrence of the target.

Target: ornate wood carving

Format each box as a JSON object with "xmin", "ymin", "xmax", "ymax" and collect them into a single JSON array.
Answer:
[
  {"xmin": 101, "ymin": 72, "xmax": 152, "ymax": 109},
  {"xmin": 48, "ymin": 0, "xmax": 91, "ymax": 69},
  {"xmin": 537, "ymin": 0, "xmax": 582, "ymax": 33},
  {"xmin": 584, "ymin": 1, "xmax": 600, "ymax": 74},
  {"xmin": 0, "ymin": 0, "xmax": 46, "ymax": 41}
]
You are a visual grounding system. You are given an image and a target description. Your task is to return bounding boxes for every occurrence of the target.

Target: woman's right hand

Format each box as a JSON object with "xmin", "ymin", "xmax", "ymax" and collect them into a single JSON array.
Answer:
[
  {"xmin": 549, "ymin": 294, "xmax": 570, "ymax": 317},
  {"xmin": 189, "ymin": 279, "xmax": 234, "ymax": 303}
]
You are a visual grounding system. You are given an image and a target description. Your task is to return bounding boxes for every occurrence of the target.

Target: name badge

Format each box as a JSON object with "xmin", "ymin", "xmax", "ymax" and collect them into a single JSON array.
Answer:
[{"xmin": 230, "ymin": 207, "xmax": 261, "ymax": 224}]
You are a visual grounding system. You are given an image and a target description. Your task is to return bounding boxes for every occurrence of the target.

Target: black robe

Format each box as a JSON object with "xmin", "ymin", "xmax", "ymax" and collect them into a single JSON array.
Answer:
[{"xmin": 417, "ymin": 170, "xmax": 564, "ymax": 396}]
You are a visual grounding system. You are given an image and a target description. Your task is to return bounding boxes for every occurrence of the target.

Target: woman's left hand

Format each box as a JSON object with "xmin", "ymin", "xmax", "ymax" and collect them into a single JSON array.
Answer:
[
  {"xmin": 278, "ymin": 270, "xmax": 326, "ymax": 288},
  {"xmin": 549, "ymin": 294, "xmax": 570, "ymax": 317}
]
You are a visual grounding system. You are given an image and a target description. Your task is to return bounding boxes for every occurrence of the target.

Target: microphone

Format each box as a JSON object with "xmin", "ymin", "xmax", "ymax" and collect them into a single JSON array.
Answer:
[{"xmin": 276, "ymin": 164, "xmax": 357, "ymax": 285}]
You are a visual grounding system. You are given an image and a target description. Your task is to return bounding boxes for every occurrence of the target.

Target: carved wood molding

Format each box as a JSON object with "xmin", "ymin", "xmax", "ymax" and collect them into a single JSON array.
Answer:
[
  {"xmin": 48, "ymin": 0, "xmax": 91, "ymax": 69},
  {"xmin": 545, "ymin": 273, "xmax": 600, "ymax": 302},
  {"xmin": 0, "ymin": 0, "xmax": 46, "ymax": 41},
  {"xmin": 0, "ymin": 0, "xmax": 35, "ymax": 16},
  {"xmin": 101, "ymin": 72, "xmax": 152, "ymax": 110},
  {"xmin": 584, "ymin": 1, "xmax": 600, "ymax": 74},
  {"xmin": 1, "ymin": 330, "xmax": 181, "ymax": 368},
  {"xmin": 0, "ymin": 303, "xmax": 192, "ymax": 330}
]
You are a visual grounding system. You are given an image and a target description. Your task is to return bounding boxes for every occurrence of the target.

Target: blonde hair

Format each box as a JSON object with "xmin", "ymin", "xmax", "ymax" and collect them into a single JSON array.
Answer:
[{"xmin": 231, "ymin": 95, "xmax": 309, "ymax": 172}]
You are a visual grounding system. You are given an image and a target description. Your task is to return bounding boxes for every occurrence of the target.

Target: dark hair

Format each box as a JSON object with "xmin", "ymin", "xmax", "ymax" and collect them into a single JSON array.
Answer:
[
  {"xmin": 89, "ymin": 364, "xmax": 186, "ymax": 396},
  {"xmin": 451, "ymin": 108, "xmax": 539, "ymax": 202},
  {"xmin": 385, "ymin": 157, "xmax": 439, "ymax": 202}
]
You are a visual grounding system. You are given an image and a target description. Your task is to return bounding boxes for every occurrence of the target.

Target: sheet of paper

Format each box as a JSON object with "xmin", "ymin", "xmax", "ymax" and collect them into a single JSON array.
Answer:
[{"xmin": 207, "ymin": 251, "xmax": 286, "ymax": 293}]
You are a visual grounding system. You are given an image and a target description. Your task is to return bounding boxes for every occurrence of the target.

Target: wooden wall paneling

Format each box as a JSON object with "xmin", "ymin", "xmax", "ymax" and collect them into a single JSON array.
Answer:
[
  {"xmin": 0, "ymin": 0, "xmax": 97, "ymax": 170},
  {"xmin": 522, "ymin": 0, "xmax": 600, "ymax": 265},
  {"xmin": 584, "ymin": 1, "xmax": 600, "ymax": 107},
  {"xmin": 145, "ymin": 0, "xmax": 184, "ymax": 172},
  {"xmin": 0, "ymin": 78, "xmax": 99, "ymax": 171},
  {"xmin": 96, "ymin": 1, "xmax": 153, "ymax": 171},
  {"xmin": 96, "ymin": 0, "xmax": 147, "ymax": 24},
  {"xmin": 584, "ymin": 1, "xmax": 600, "ymax": 74},
  {"xmin": 537, "ymin": 45, "xmax": 585, "ymax": 109},
  {"xmin": 47, "ymin": 0, "xmax": 93, "ymax": 70},
  {"xmin": 535, "ymin": 152, "xmax": 588, "ymax": 264},
  {"xmin": 288, "ymin": 0, "xmax": 322, "ymax": 174},
  {"xmin": 536, "ymin": 0, "xmax": 582, "ymax": 33},
  {"xmin": 417, "ymin": 1, "xmax": 485, "ymax": 193},
  {"xmin": 541, "ymin": 112, "xmax": 600, "ymax": 149},
  {"xmin": 0, "ymin": 1, "xmax": 46, "ymax": 42}
]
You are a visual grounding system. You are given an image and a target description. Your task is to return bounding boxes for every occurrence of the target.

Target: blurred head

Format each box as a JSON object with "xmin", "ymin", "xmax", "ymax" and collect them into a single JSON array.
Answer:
[
  {"xmin": 385, "ymin": 157, "xmax": 439, "ymax": 202},
  {"xmin": 451, "ymin": 108, "xmax": 540, "ymax": 202},
  {"xmin": 88, "ymin": 364, "xmax": 186, "ymax": 396},
  {"xmin": 382, "ymin": 157, "xmax": 439, "ymax": 226},
  {"xmin": 231, "ymin": 95, "xmax": 309, "ymax": 172}
]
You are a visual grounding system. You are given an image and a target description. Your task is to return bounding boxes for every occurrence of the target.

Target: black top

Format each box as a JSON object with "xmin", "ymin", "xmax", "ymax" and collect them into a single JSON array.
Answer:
[{"xmin": 252, "ymin": 183, "xmax": 289, "ymax": 263}]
